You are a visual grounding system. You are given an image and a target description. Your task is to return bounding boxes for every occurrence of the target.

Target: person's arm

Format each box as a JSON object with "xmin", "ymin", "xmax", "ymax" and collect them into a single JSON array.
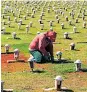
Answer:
[
  {"xmin": 38, "ymin": 36, "xmax": 49, "ymax": 56},
  {"xmin": 45, "ymin": 42, "xmax": 54, "ymax": 62}
]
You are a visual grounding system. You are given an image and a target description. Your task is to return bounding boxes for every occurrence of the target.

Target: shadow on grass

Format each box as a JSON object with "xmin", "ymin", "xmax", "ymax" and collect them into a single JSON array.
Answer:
[
  {"xmin": 4, "ymin": 32, "xmax": 11, "ymax": 35},
  {"xmin": 10, "ymin": 26, "xmax": 15, "ymax": 28},
  {"xmin": 77, "ymin": 42, "xmax": 87, "ymax": 44},
  {"xmin": 22, "ymin": 24, "xmax": 26, "ymax": 25},
  {"xmin": 38, "ymin": 59, "xmax": 74, "ymax": 64},
  {"xmin": 1, "ymin": 52, "xmax": 14, "ymax": 54},
  {"xmin": 63, "ymin": 38, "xmax": 72, "ymax": 40},
  {"xmin": 32, "ymin": 69, "xmax": 45, "ymax": 73},
  {"xmin": 52, "ymin": 59, "xmax": 74, "ymax": 64},
  {"xmin": 15, "ymin": 37, "xmax": 21, "ymax": 40},
  {"xmin": 61, "ymin": 89, "xmax": 74, "ymax": 92},
  {"xmin": 81, "ymin": 68, "xmax": 87, "ymax": 72}
]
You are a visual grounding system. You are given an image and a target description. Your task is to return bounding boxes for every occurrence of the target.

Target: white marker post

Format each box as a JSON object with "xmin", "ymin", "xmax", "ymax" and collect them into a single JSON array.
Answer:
[
  {"xmin": 74, "ymin": 60, "xmax": 81, "ymax": 72},
  {"xmin": 75, "ymin": 18, "xmax": 78, "ymax": 23},
  {"xmin": 18, "ymin": 23, "xmax": 21, "ymax": 29},
  {"xmin": 69, "ymin": 20, "xmax": 72, "ymax": 25},
  {"xmin": 14, "ymin": 49, "xmax": 19, "ymax": 61},
  {"xmin": 54, "ymin": 76, "xmax": 62, "ymax": 91},
  {"xmin": 64, "ymin": 32, "xmax": 69, "ymax": 39},
  {"xmin": 2, "ymin": 27, "xmax": 5, "ymax": 34},
  {"xmin": 57, "ymin": 18, "xmax": 60, "ymax": 23},
  {"xmin": 7, "ymin": 16, "xmax": 10, "ymax": 21},
  {"xmin": 26, "ymin": 25, "xmax": 29, "ymax": 33},
  {"xmin": 29, "ymin": 22, "xmax": 32, "ymax": 27},
  {"xmin": 65, "ymin": 16, "xmax": 68, "ymax": 21},
  {"xmin": 8, "ymin": 21, "xmax": 10, "ymax": 27},
  {"xmin": 61, "ymin": 23, "xmax": 64, "ymax": 29},
  {"xmin": 49, "ymin": 21, "xmax": 53, "ymax": 27},
  {"xmin": 5, "ymin": 44, "xmax": 10, "ymax": 54},
  {"xmin": 56, "ymin": 51, "xmax": 62, "ymax": 60},
  {"xmin": 73, "ymin": 26, "xmax": 77, "ymax": 33},
  {"xmin": 1, "ymin": 81, "xmax": 4, "ymax": 92},
  {"xmin": 28, "ymin": 57, "xmax": 36, "ymax": 72},
  {"xmin": 83, "ymin": 22, "xmax": 86, "ymax": 28},
  {"xmin": 70, "ymin": 43, "xmax": 75, "ymax": 50},
  {"xmin": 40, "ymin": 24, "xmax": 44, "ymax": 30},
  {"xmin": 19, "ymin": 19, "xmax": 22, "ymax": 25},
  {"xmin": 12, "ymin": 32, "xmax": 16, "ymax": 39},
  {"xmin": 14, "ymin": 17, "xmax": 17, "ymax": 22}
]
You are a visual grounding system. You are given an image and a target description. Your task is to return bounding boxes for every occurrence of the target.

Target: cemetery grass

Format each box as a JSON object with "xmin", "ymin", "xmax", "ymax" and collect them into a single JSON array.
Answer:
[{"xmin": 1, "ymin": 0, "xmax": 87, "ymax": 92}]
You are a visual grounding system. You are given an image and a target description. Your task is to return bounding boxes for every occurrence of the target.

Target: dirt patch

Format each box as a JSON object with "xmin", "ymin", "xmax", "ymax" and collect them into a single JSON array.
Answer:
[
  {"xmin": 1, "ymin": 53, "xmax": 30, "ymax": 72},
  {"xmin": 1, "ymin": 53, "xmax": 50, "ymax": 72}
]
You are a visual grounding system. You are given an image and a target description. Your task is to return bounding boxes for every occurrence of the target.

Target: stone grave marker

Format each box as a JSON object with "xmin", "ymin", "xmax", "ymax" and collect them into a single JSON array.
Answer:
[
  {"xmin": 26, "ymin": 25, "xmax": 29, "ymax": 33},
  {"xmin": 7, "ymin": 16, "xmax": 10, "ymax": 21},
  {"xmin": 19, "ymin": 19, "xmax": 22, "ymax": 25},
  {"xmin": 61, "ymin": 23, "xmax": 64, "ymax": 29},
  {"xmin": 40, "ymin": 24, "xmax": 44, "ymax": 30},
  {"xmin": 83, "ymin": 22, "xmax": 86, "ymax": 28},
  {"xmin": 73, "ymin": 26, "xmax": 77, "ymax": 33},
  {"xmin": 23, "ymin": 16, "xmax": 26, "ymax": 20},
  {"xmin": 18, "ymin": 23, "xmax": 21, "ymax": 29},
  {"xmin": 14, "ymin": 17, "xmax": 17, "ymax": 22},
  {"xmin": 8, "ymin": 21, "xmax": 10, "ymax": 27},
  {"xmin": 56, "ymin": 51, "xmax": 62, "ymax": 60},
  {"xmin": 5, "ymin": 44, "xmax": 10, "ymax": 54},
  {"xmin": 57, "ymin": 18, "xmax": 60, "ymax": 23},
  {"xmin": 64, "ymin": 32, "xmax": 69, "ymax": 39},
  {"xmin": 70, "ymin": 42, "xmax": 75, "ymax": 50},
  {"xmin": 12, "ymin": 32, "xmax": 16, "ymax": 39},
  {"xmin": 75, "ymin": 18, "xmax": 78, "ymax": 23},
  {"xmin": 38, "ymin": 19, "xmax": 42, "ymax": 24},
  {"xmin": 65, "ymin": 16, "xmax": 68, "ymax": 21},
  {"xmin": 31, "ymin": 13, "xmax": 34, "ymax": 18},
  {"xmin": 49, "ymin": 21, "xmax": 53, "ymax": 27},
  {"xmin": 29, "ymin": 22, "xmax": 33, "ymax": 27},
  {"xmin": 74, "ymin": 60, "xmax": 81, "ymax": 72},
  {"xmin": 14, "ymin": 49, "xmax": 19, "ymax": 61},
  {"xmin": 69, "ymin": 20, "xmax": 72, "ymax": 25},
  {"xmin": 55, "ymin": 76, "xmax": 62, "ymax": 91},
  {"xmin": 55, "ymin": 15, "xmax": 58, "ymax": 20},
  {"xmin": 2, "ymin": 27, "xmax": 5, "ymax": 34}
]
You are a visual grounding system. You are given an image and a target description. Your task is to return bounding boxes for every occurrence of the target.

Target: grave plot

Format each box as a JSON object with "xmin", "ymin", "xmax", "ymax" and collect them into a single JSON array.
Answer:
[{"xmin": 1, "ymin": 52, "xmax": 28, "ymax": 72}]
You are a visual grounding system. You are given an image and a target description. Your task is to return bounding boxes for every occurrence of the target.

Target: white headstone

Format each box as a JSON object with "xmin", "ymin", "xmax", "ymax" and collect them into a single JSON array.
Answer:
[
  {"xmin": 14, "ymin": 49, "xmax": 19, "ymax": 60},
  {"xmin": 19, "ymin": 19, "xmax": 22, "ymax": 25},
  {"xmin": 40, "ymin": 24, "xmax": 44, "ymax": 30},
  {"xmin": 69, "ymin": 20, "xmax": 72, "ymax": 25},
  {"xmin": 83, "ymin": 22, "xmax": 86, "ymax": 28},
  {"xmin": 56, "ymin": 51, "xmax": 62, "ymax": 60},
  {"xmin": 49, "ymin": 21, "xmax": 53, "ymax": 27},
  {"xmin": 54, "ymin": 76, "xmax": 62, "ymax": 91},
  {"xmin": 75, "ymin": 18, "xmax": 78, "ymax": 23},
  {"xmin": 74, "ymin": 59, "xmax": 81, "ymax": 71},
  {"xmin": 31, "ymin": 14, "xmax": 34, "ymax": 18},
  {"xmin": 73, "ymin": 26, "xmax": 77, "ymax": 33},
  {"xmin": 26, "ymin": 25, "xmax": 29, "ymax": 33},
  {"xmin": 64, "ymin": 32, "xmax": 69, "ymax": 39},
  {"xmin": 5, "ymin": 44, "xmax": 10, "ymax": 53},
  {"xmin": 12, "ymin": 32, "xmax": 16, "ymax": 39},
  {"xmin": 70, "ymin": 42, "xmax": 75, "ymax": 50},
  {"xmin": 18, "ymin": 23, "xmax": 21, "ymax": 29},
  {"xmin": 29, "ymin": 22, "xmax": 33, "ymax": 27},
  {"xmin": 61, "ymin": 23, "xmax": 64, "ymax": 29}
]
